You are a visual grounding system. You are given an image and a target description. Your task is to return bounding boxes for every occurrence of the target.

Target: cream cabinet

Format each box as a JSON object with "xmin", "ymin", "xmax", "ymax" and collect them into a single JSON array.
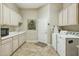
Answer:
[
  {"xmin": 2, "ymin": 5, "xmax": 10, "ymax": 25},
  {"xmin": 59, "ymin": 4, "xmax": 78, "ymax": 26},
  {"xmin": 59, "ymin": 10, "xmax": 63, "ymax": 26},
  {"xmin": 10, "ymin": 10, "xmax": 19, "ymax": 26},
  {"xmin": 0, "ymin": 4, "xmax": 21, "ymax": 26},
  {"xmin": 10, "ymin": 7, "xmax": 20, "ymax": 26},
  {"xmin": 0, "ymin": 32, "xmax": 26, "ymax": 56},
  {"xmin": 19, "ymin": 33, "xmax": 25, "ymax": 46},
  {"xmin": 12, "ymin": 35, "xmax": 18, "ymax": 52},
  {"xmin": 19, "ymin": 34, "xmax": 23, "ymax": 46},
  {"xmin": 62, "ymin": 8, "xmax": 68, "ymax": 26},
  {"xmin": 67, "ymin": 4, "xmax": 78, "ymax": 25},
  {"xmin": 1, "ymin": 38, "xmax": 12, "ymax": 56},
  {"xmin": 12, "ymin": 12, "xmax": 19, "ymax": 26}
]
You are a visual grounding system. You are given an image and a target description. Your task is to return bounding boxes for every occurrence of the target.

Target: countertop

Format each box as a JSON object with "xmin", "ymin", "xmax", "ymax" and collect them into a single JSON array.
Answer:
[
  {"xmin": 58, "ymin": 34, "xmax": 79, "ymax": 38},
  {"xmin": 1, "ymin": 31, "xmax": 26, "ymax": 40},
  {"xmin": 53, "ymin": 33, "xmax": 79, "ymax": 38}
]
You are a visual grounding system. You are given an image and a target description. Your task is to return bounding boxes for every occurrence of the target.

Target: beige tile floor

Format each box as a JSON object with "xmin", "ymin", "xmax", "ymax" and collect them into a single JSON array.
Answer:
[{"xmin": 13, "ymin": 42, "xmax": 58, "ymax": 56}]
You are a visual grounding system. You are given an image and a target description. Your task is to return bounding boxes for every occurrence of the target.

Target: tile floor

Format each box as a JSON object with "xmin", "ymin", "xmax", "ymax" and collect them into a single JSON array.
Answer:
[{"xmin": 13, "ymin": 42, "xmax": 58, "ymax": 56}]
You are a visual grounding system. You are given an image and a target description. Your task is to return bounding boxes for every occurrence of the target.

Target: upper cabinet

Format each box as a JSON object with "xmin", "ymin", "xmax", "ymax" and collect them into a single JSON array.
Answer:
[
  {"xmin": 59, "ymin": 10, "xmax": 63, "ymax": 26},
  {"xmin": 62, "ymin": 8, "xmax": 68, "ymax": 25},
  {"xmin": 2, "ymin": 5, "xmax": 10, "ymax": 25},
  {"xmin": 59, "ymin": 4, "xmax": 78, "ymax": 26},
  {"xmin": 0, "ymin": 4, "xmax": 22, "ymax": 26},
  {"xmin": 67, "ymin": 4, "xmax": 78, "ymax": 25},
  {"xmin": 10, "ymin": 9, "xmax": 19, "ymax": 26}
]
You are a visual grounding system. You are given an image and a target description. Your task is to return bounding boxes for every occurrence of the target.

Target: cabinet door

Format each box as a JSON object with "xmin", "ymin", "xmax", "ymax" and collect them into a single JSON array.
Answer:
[
  {"xmin": 19, "ymin": 34, "xmax": 25, "ymax": 46},
  {"xmin": 10, "ymin": 10, "xmax": 16, "ymax": 26},
  {"xmin": 63, "ymin": 8, "xmax": 68, "ymax": 25},
  {"xmin": 18, "ymin": 15, "xmax": 22, "ymax": 23},
  {"xmin": 67, "ymin": 4, "xmax": 78, "ymax": 25},
  {"xmin": 14, "ymin": 12, "xmax": 18, "ymax": 26},
  {"xmin": 59, "ymin": 11, "xmax": 63, "ymax": 26},
  {"xmin": 22, "ymin": 33, "xmax": 25, "ymax": 43},
  {"xmin": 10, "ymin": 9, "xmax": 19, "ymax": 26},
  {"xmin": 19, "ymin": 34, "xmax": 22, "ymax": 46},
  {"xmin": 12, "ymin": 36, "xmax": 18, "ymax": 52},
  {"xmin": 2, "ymin": 5, "xmax": 10, "ymax": 25},
  {"xmin": 1, "ymin": 38, "xmax": 12, "ymax": 56}
]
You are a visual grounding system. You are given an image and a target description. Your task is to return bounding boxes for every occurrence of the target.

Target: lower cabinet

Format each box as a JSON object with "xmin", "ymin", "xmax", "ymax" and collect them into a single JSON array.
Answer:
[
  {"xmin": 0, "ymin": 32, "xmax": 25, "ymax": 56},
  {"xmin": 18, "ymin": 34, "xmax": 24, "ymax": 46},
  {"xmin": 1, "ymin": 38, "xmax": 12, "ymax": 56},
  {"xmin": 12, "ymin": 36, "xmax": 19, "ymax": 52}
]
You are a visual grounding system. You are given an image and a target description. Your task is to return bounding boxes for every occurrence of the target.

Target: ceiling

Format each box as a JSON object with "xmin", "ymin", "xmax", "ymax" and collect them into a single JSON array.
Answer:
[{"xmin": 16, "ymin": 3, "xmax": 46, "ymax": 9}]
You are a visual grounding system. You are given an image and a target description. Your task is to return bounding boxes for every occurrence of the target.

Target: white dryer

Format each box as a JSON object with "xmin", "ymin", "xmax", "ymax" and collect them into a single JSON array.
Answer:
[{"xmin": 57, "ymin": 31, "xmax": 79, "ymax": 56}]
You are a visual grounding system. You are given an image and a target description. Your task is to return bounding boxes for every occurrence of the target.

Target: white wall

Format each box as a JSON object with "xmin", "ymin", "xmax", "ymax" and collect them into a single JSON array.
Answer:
[{"xmin": 20, "ymin": 9, "xmax": 38, "ymax": 42}]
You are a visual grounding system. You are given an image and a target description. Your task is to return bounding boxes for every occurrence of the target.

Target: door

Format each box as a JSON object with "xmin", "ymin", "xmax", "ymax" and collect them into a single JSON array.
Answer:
[{"xmin": 37, "ymin": 18, "xmax": 49, "ymax": 43}]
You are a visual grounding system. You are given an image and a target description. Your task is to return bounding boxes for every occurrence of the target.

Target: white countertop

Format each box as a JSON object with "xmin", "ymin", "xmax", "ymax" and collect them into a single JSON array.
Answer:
[
  {"xmin": 58, "ymin": 34, "xmax": 79, "ymax": 38},
  {"xmin": 1, "ymin": 31, "xmax": 26, "ymax": 40}
]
